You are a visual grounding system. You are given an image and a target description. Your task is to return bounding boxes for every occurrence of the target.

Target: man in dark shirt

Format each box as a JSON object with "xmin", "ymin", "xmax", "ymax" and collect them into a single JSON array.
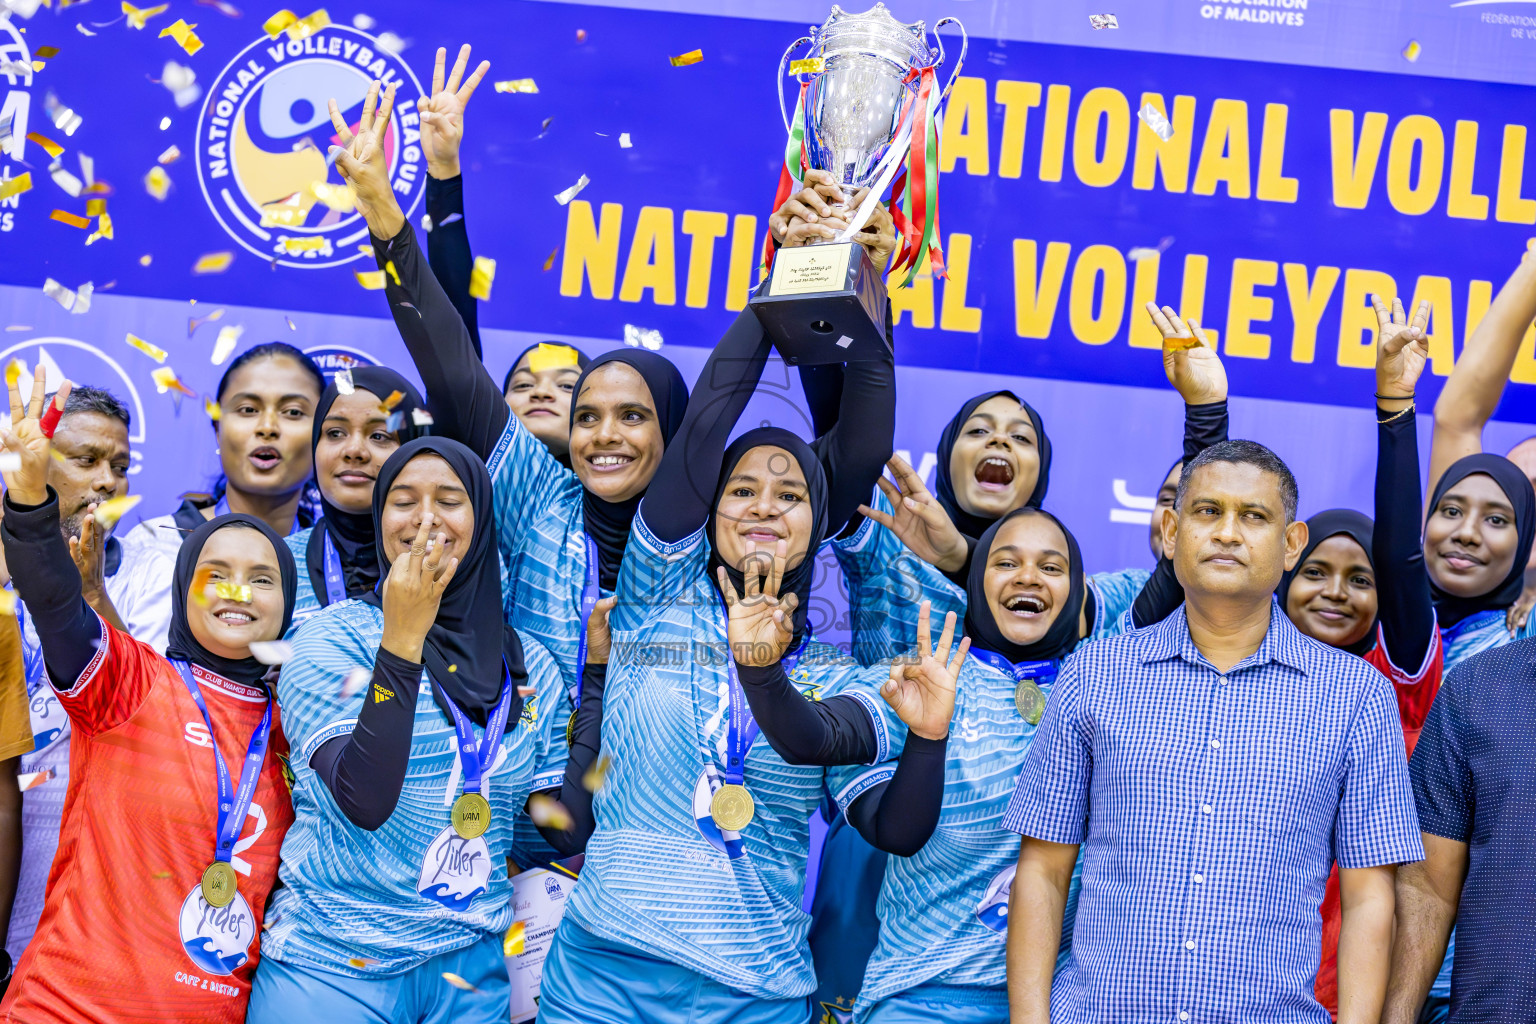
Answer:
[{"xmin": 1384, "ymin": 639, "xmax": 1536, "ymax": 1024}]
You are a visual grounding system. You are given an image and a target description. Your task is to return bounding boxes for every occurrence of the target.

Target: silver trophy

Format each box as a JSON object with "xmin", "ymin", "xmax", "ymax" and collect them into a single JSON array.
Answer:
[{"xmin": 749, "ymin": 3, "xmax": 966, "ymax": 364}]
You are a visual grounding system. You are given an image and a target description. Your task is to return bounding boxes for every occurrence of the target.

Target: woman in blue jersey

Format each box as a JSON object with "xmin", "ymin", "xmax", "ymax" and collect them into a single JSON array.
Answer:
[
  {"xmin": 284, "ymin": 367, "xmax": 426, "ymax": 633},
  {"xmin": 249, "ymin": 437, "xmax": 585, "ymax": 1024}
]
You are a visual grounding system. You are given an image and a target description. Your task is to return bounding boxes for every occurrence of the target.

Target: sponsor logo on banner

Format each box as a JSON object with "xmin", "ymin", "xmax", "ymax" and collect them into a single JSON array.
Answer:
[
  {"xmin": 303, "ymin": 344, "xmax": 380, "ymax": 381},
  {"xmin": 195, "ymin": 26, "xmax": 425, "ymax": 269},
  {"xmin": 0, "ymin": 338, "xmax": 148, "ymax": 473}
]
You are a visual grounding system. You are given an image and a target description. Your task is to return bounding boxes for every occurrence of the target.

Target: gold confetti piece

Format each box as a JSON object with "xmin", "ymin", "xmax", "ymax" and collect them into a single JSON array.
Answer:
[
  {"xmin": 27, "ymin": 132, "xmax": 64, "ymax": 160},
  {"xmin": 1403, "ymin": 39, "xmax": 1422, "ymax": 63},
  {"xmin": 0, "ymin": 173, "xmax": 32, "ymax": 202},
  {"xmin": 85, "ymin": 197, "xmax": 106, "ymax": 217},
  {"xmin": 515, "ymin": 685, "xmax": 537, "ymax": 699},
  {"xmin": 4, "ymin": 326, "xmax": 31, "ymax": 333},
  {"xmin": 310, "ymin": 180, "xmax": 355, "ymax": 212},
  {"xmin": 285, "ymin": 316, "xmax": 297, "ymax": 331},
  {"xmin": 138, "ymin": 254, "xmax": 153, "ymax": 268},
  {"xmin": 4, "ymin": 361, "xmax": 19, "ymax": 388},
  {"xmin": 441, "ymin": 973, "xmax": 479, "ymax": 994},
  {"xmin": 151, "ymin": 869, "xmax": 172, "ymax": 879},
  {"xmin": 554, "ymin": 174, "xmax": 589, "ymax": 206},
  {"xmin": 528, "ymin": 343, "xmax": 580, "ymax": 373},
  {"xmin": 85, "ymin": 213, "xmax": 114, "ymax": 245},
  {"xmin": 346, "ymin": 956, "xmax": 379, "ymax": 969},
  {"xmin": 291, "ymin": 8, "xmax": 330, "ymax": 37},
  {"xmin": 214, "ymin": 581, "xmax": 253, "ymax": 603},
  {"xmin": 51, "ymin": 209, "xmax": 90, "ymax": 229},
  {"xmin": 248, "ymin": 641, "xmax": 292, "ymax": 665},
  {"xmin": 527, "ymin": 793, "xmax": 574, "ymax": 830},
  {"xmin": 190, "ymin": 565, "xmax": 214, "ymax": 605},
  {"xmin": 14, "ymin": 767, "xmax": 49, "ymax": 792},
  {"xmin": 582, "ymin": 752, "xmax": 611, "ymax": 793},
  {"xmin": 380, "ymin": 389, "xmax": 405, "ymax": 411},
  {"xmin": 1138, "ymin": 102, "xmax": 1174, "ymax": 142},
  {"xmin": 355, "ymin": 270, "xmax": 386, "ymax": 290},
  {"xmin": 188, "ymin": 308, "xmax": 225, "ymax": 336},
  {"xmin": 669, "ymin": 48, "xmax": 703, "ymax": 67},
  {"xmin": 494, "ymin": 78, "xmax": 538, "ymax": 94},
  {"xmin": 503, "ymin": 920, "xmax": 526, "ymax": 957},
  {"xmin": 211, "ymin": 324, "xmax": 243, "ymax": 365},
  {"xmin": 340, "ymin": 667, "xmax": 371, "ymax": 699},
  {"xmin": 623, "ymin": 324, "xmax": 663, "ymax": 350},
  {"xmin": 468, "ymin": 256, "xmax": 496, "ymax": 300},
  {"xmin": 384, "ymin": 260, "xmax": 400, "ymax": 286},
  {"xmin": 157, "ymin": 144, "xmax": 181, "ymax": 165},
  {"xmin": 193, "ymin": 251, "xmax": 234, "ymax": 274},
  {"xmin": 542, "ymin": 246, "xmax": 559, "ymax": 272},
  {"xmin": 335, "ymin": 367, "xmax": 354, "ymax": 394},
  {"xmin": 34, "ymin": 46, "xmax": 60, "ymax": 59},
  {"xmin": 277, "ymin": 236, "xmax": 331, "ymax": 256},
  {"xmin": 204, "ymin": 396, "xmax": 220, "ymax": 421},
  {"xmin": 124, "ymin": 2, "xmax": 170, "ymax": 28},
  {"xmin": 151, "ymin": 366, "xmax": 197, "ymax": 397},
  {"xmin": 159, "ymin": 19, "xmax": 204, "ymax": 56},
  {"xmin": 576, "ymin": 28, "xmax": 587, "ymax": 42},
  {"xmin": 0, "ymin": 591, "xmax": 14, "ymax": 617},
  {"xmin": 263, "ymin": 9, "xmax": 298, "ymax": 36},
  {"xmin": 789, "ymin": 57, "xmax": 823, "ymax": 75},
  {"xmin": 92, "ymin": 494, "xmax": 142, "ymax": 529},
  {"xmin": 259, "ymin": 204, "xmax": 305, "ymax": 228},
  {"xmin": 410, "ymin": 408, "xmax": 434, "ymax": 426},
  {"xmin": 144, "ymin": 165, "xmax": 171, "ymax": 200},
  {"xmin": 125, "ymin": 333, "xmax": 167, "ymax": 362}
]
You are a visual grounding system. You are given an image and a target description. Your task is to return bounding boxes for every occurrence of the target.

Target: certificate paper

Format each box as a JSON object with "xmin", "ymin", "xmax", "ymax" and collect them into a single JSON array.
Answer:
[{"xmin": 507, "ymin": 866, "xmax": 578, "ymax": 1022}]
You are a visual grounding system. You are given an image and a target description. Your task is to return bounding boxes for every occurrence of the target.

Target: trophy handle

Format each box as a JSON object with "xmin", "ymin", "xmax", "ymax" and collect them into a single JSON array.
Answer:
[
  {"xmin": 776, "ymin": 34, "xmax": 816, "ymax": 135},
  {"xmin": 928, "ymin": 17, "xmax": 969, "ymax": 103}
]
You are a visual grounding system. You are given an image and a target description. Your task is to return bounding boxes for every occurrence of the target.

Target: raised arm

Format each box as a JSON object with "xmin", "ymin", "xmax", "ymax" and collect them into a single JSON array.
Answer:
[
  {"xmin": 535, "ymin": 596, "xmax": 616, "ymax": 856},
  {"xmin": 419, "ymin": 45, "xmax": 490, "ymax": 359},
  {"xmin": 330, "ymin": 79, "xmax": 508, "ymax": 460},
  {"xmin": 0, "ymin": 381, "xmax": 100, "ymax": 687},
  {"xmin": 1373, "ymin": 296, "xmax": 1437, "ymax": 671},
  {"xmin": 1131, "ymin": 304, "xmax": 1230, "ymax": 628},
  {"xmin": 640, "ymin": 309, "xmax": 773, "ymax": 543},
  {"xmin": 1429, "ymin": 243, "xmax": 1536, "ymax": 497},
  {"xmin": 814, "ymin": 351, "xmax": 895, "ymax": 539}
]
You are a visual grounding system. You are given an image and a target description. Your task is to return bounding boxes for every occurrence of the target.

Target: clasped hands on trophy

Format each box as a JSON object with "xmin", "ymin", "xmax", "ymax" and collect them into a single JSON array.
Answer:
[{"xmin": 769, "ymin": 169, "xmax": 899, "ymax": 276}]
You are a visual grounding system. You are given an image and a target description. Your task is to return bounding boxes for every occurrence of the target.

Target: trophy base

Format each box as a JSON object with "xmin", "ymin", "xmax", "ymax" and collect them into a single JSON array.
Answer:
[{"xmin": 748, "ymin": 242, "xmax": 889, "ymax": 365}]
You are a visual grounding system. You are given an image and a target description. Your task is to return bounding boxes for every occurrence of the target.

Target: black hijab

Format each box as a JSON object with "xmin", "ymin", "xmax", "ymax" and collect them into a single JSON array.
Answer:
[
  {"xmin": 1425, "ymin": 454, "xmax": 1536, "ymax": 628},
  {"xmin": 963, "ymin": 506, "xmax": 1085, "ymax": 664},
  {"xmin": 307, "ymin": 367, "xmax": 426, "ymax": 607},
  {"xmin": 571, "ymin": 350, "xmax": 690, "ymax": 591},
  {"xmin": 166, "ymin": 513, "xmax": 298, "ymax": 687},
  {"xmin": 360, "ymin": 437, "xmax": 527, "ymax": 727},
  {"xmin": 500, "ymin": 341, "xmax": 591, "ymax": 394},
  {"xmin": 707, "ymin": 427, "xmax": 830, "ymax": 647},
  {"xmin": 1277, "ymin": 509, "xmax": 1377, "ymax": 657},
  {"xmin": 934, "ymin": 390, "xmax": 1052, "ymax": 543}
]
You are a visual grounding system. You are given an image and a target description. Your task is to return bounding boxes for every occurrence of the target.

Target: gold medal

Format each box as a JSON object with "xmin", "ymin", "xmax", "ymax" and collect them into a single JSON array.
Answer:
[
  {"xmin": 201, "ymin": 861, "xmax": 238, "ymax": 908},
  {"xmin": 451, "ymin": 792, "xmax": 492, "ymax": 839},
  {"xmin": 710, "ymin": 783, "xmax": 755, "ymax": 833},
  {"xmin": 565, "ymin": 711, "xmax": 577, "ymax": 747},
  {"xmin": 1015, "ymin": 679, "xmax": 1046, "ymax": 725}
]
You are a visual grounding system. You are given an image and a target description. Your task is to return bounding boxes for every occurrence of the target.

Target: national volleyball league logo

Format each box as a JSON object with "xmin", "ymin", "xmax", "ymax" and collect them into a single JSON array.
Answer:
[{"xmin": 194, "ymin": 26, "xmax": 425, "ymax": 269}]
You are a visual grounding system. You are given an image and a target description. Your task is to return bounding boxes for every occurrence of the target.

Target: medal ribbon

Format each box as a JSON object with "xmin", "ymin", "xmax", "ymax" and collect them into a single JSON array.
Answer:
[
  {"xmin": 444, "ymin": 667, "xmax": 517, "ymax": 798},
  {"xmin": 718, "ymin": 595, "xmax": 808, "ymax": 787},
  {"xmin": 173, "ymin": 661, "xmax": 272, "ymax": 867},
  {"xmin": 320, "ymin": 529, "xmax": 347, "ymax": 608},
  {"xmin": 571, "ymin": 533, "xmax": 601, "ymax": 709},
  {"xmin": 968, "ymin": 649, "xmax": 1059, "ymax": 686}
]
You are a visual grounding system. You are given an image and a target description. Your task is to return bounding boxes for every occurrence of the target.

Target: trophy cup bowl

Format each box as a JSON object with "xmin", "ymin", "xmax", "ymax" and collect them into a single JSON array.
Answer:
[{"xmin": 749, "ymin": 4, "xmax": 965, "ymax": 365}]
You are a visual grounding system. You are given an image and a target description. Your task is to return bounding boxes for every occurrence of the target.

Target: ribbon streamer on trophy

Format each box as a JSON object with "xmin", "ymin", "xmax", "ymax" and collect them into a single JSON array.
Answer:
[{"xmin": 752, "ymin": 4, "xmax": 967, "ymax": 365}]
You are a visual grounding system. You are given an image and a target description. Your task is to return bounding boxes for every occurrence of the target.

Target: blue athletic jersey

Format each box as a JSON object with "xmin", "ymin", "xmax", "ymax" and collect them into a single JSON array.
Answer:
[
  {"xmin": 284, "ymin": 527, "xmax": 321, "ymax": 637},
  {"xmin": 262, "ymin": 599, "xmax": 568, "ymax": 975},
  {"xmin": 563, "ymin": 514, "xmax": 897, "ymax": 1000},
  {"xmin": 826, "ymin": 598, "xmax": 1136, "ymax": 1017},
  {"xmin": 832, "ymin": 489, "xmax": 967, "ymax": 667}
]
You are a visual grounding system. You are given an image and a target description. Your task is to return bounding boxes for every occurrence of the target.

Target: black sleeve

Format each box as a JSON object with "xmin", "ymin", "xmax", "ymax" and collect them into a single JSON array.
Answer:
[
  {"xmin": 640, "ymin": 309, "xmax": 774, "ymax": 543},
  {"xmin": 308, "ymin": 647, "xmax": 423, "ymax": 831},
  {"xmin": 373, "ymin": 220, "xmax": 509, "ymax": 460},
  {"xmin": 814, "ymin": 354, "xmax": 896, "ymax": 538},
  {"xmin": 1, "ymin": 490, "xmax": 98, "ymax": 686},
  {"xmin": 845, "ymin": 732, "xmax": 948, "ymax": 857},
  {"xmin": 424, "ymin": 174, "xmax": 482, "ymax": 359},
  {"xmin": 535, "ymin": 662, "xmax": 606, "ymax": 856},
  {"xmin": 797, "ymin": 364, "xmax": 844, "ymax": 439},
  {"xmin": 734, "ymin": 662, "xmax": 877, "ymax": 765},
  {"xmin": 1131, "ymin": 400, "xmax": 1230, "ymax": 629},
  {"xmin": 1374, "ymin": 405, "xmax": 1435, "ymax": 670}
]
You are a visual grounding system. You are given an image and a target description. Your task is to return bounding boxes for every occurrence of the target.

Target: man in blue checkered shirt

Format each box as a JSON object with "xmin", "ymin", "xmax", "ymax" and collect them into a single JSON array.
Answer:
[{"xmin": 1003, "ymin": 440, "xmax": 1424, "ymax": 1024}]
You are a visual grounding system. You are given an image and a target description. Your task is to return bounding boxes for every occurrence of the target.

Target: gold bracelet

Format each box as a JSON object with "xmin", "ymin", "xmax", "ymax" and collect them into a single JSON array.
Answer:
[{"xmin": 1377, "ymin": 403, "xmax": 1415, "ymax": 424}]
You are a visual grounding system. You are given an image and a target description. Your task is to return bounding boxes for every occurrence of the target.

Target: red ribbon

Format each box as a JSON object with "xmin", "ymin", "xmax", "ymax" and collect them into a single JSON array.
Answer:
[{"xmin": 762, "ymin": 82, "xmax": 811, "ymax": 274}]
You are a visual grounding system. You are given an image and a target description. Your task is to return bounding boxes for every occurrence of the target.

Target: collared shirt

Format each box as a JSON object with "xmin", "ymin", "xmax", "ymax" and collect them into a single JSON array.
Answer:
[
  {"xmin": 1005, "ymin": 604, "xmax": 1423, "ymax": 1024},
  {"xmin": 1410, "ymin": 637, "xmax": 1536, "ymax": 1024}
]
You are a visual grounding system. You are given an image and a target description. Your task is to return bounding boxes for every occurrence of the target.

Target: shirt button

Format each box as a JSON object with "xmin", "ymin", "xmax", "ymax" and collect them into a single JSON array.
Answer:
[
  {"xmin": 1185, "ymin": 940, "xmax": 1196, "ymax": 950},
  {"xmin": 1210, "ymin": 739, "xmax": 1221, "ymax": 749},
  {"xmin": 1180, "ymin": 1014, "xmax": 1190, "ymax": 1022},
  {"xmin": 1193, "ymin": 873, "xmax": 1204, "ymax": 883},
  {"xmin": 1201, "ymin": 804, "xmax": 1213, "ymax": 814},
  {"xmin": 1218, "ymin": 676, "xmax": 1228, "ymax": 686}
]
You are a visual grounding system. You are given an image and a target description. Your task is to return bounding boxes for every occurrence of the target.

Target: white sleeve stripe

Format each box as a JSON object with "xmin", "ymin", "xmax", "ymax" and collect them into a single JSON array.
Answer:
[
  {"xmin": 632, "ymin": 512, "xmax": 704, "ymax": 561},
  {"xmin": 843, "ymin": 689, "xmax": 890, "ymax": 765},
  {"xmin": 484, "ymin": 418, "xmax": 518, "ymax": 476},
  {"xmin": 834, "ymin": 765, "xmax": 897, "ymax": 816},
  {"xmin": 55, "ymin": 612, "xmax": 110, "ymax": 697},
  {"xmin": 832, "ymin": 511, "xmax": 877, "ymax": 553},
  {"xmin": 300, "ymin": 718, "xmax": 359, "ymax": 764},
  {"xmin": 529, "ymin": 769, "xmax": 564, "ymax": 791},
  {"xmin": 1372, "ymin": 619, "xmax": 1441, "ymax": 685}
]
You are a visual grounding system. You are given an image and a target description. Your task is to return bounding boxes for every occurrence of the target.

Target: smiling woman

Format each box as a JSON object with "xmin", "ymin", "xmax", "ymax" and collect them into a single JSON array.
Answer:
[{"xmin": 934, "ymin": 391, "xmax": 1052, "ymax": 544}]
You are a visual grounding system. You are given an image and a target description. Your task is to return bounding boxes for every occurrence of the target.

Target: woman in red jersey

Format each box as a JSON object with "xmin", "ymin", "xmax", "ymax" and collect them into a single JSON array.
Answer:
[{"xmin": 0, "ymin": 376, "xmax": 296, "ymax": 1023}]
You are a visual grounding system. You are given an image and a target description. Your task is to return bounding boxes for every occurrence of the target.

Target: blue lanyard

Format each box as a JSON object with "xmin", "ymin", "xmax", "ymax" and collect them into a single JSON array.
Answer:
[
  {"xmin": 320, "ymin": 529, "xmax": 346, "ymax": 608},
  {"xmin": 173, "ymin": 661, "xmax": 272, "ymax": 866},
  {"xmin": 717, "ymin": 595, "xmax": 808, "ymax": 787},
  {"xmin": 572, "ymin": 534, "xmax": 601, "ymax": 708},
  {"xmin": 443, "ymin": 669, "xmax": 517, "ymax": 797},
  {"xmin": 969, "ymin": 649, "xmax": 1059, "ymax": 686}
]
